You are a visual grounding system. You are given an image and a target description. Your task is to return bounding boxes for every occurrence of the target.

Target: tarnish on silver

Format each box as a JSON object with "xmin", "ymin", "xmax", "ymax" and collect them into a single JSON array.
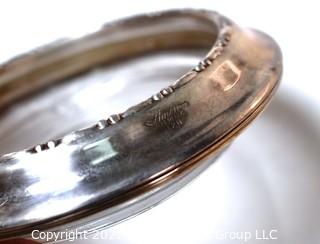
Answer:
[{"xmin": 0, "ymin": 9, "xmax": 282, "ymax": 241}]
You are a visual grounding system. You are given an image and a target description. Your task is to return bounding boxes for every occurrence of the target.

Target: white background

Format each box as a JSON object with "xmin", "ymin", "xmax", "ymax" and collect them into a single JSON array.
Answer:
[{"xmin": 1, "ymin": 1, "xmax": 319, "ymax": 243}]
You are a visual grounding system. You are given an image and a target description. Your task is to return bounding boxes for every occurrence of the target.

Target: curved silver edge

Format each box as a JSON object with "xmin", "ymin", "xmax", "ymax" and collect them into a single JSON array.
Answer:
[{"xmin": 0, "ymin": 9, "xmax": 282, "ymax": 240}]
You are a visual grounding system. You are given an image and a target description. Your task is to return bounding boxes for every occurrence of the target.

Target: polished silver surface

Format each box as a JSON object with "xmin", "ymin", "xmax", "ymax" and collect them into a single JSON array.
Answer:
[
  {"xmin": 0, "ymin": 9, "xmax": 282, "ymax": 241},
  {"xmin": 0, "ymin": 50, "xmax": 206, "ymax": 156}
]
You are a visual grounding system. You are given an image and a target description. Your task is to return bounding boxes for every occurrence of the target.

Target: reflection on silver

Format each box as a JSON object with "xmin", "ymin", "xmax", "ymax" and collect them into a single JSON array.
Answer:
[
  {"xmin": 0, "ymin": 9, "xmax": 282, "ymax": 241},
  {"xmin": 210, "ymin": 60, "xmax": 242, "ymax": 91},
  {"xmin": 83, "ymin": 138, "xmax": 118, "ymax": 166}
]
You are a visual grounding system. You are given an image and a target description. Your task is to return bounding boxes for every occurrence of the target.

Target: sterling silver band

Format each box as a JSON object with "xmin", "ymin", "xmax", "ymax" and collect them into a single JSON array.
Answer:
[{"xmin": 0, "ymin": 9, "xmax": 282, "ymax": 241}]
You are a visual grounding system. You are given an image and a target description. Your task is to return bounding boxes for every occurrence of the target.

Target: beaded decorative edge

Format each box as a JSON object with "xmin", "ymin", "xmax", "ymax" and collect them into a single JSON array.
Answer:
[{"xmin": 26, "ymin": 20, "xmax": 232, "ymax": 154}]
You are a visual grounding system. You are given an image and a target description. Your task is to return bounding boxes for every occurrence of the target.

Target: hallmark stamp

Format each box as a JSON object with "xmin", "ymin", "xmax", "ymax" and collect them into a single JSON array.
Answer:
[{"xmin": 144, "ymin": 101, "xmax": 189, "ymax": 130}]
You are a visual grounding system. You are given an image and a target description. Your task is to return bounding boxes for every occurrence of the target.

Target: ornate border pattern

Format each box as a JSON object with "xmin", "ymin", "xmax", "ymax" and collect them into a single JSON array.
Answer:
[{"xmin": 26, "ymin": 18, "xmax": 232, "ymax": 154}]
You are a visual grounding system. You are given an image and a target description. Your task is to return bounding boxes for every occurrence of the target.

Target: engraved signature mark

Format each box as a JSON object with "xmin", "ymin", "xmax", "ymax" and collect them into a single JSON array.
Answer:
[{"xmin": 144, "ymin": 101, "xmax": 189, "ymax": 130}]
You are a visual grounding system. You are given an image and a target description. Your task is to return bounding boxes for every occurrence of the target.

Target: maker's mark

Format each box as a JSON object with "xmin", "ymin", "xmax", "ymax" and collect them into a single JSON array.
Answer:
[{"xmin": 144, "ymin": 101, "xmax": 189, "ymax": 130}]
